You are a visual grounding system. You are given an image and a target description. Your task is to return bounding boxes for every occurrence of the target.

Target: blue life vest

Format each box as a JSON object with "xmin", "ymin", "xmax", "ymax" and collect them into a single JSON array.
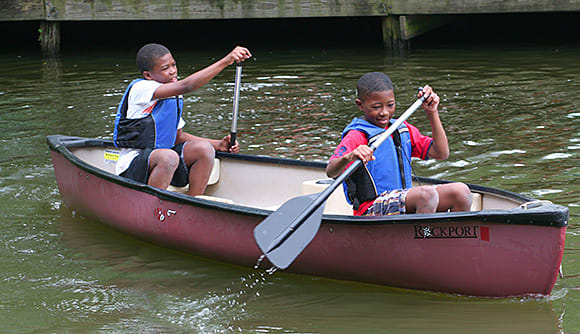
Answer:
[
  {"xmin": 113, "ymin": 79, "xmax": 183, "ymax": 149},
  {"xmin": 340, "ymin": 117, "xmax": 414, "ymax": 207}
]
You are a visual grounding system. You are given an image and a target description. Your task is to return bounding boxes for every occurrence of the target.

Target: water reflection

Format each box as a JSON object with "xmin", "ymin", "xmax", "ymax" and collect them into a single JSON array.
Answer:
[
  {"xmin": 243, "ymin": 285, "xmax": 562, "ymax": 334},
  {"xmin": 41, "ymin": 56, "xmax": 64, "ymax": 112}
]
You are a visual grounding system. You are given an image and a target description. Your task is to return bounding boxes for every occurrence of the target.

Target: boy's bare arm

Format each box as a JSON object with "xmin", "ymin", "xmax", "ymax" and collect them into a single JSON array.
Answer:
[
  {"xmin": 175, "ymin": 130, "xmax": 239, "ymax": 153},
  {"xmin": 426, "ymin": 112, "xmax": 449, "ymax": 160},
  {"xmin": 419, "ymin": 85, "xmax": 449, "ymax": 160},
  {"xmin": 153, "ymin": 46, "xmax": 251, "ymax": 100},
  {"xmin": 326, "ymin": 145, "xmax": 374, "ymax": 178}
]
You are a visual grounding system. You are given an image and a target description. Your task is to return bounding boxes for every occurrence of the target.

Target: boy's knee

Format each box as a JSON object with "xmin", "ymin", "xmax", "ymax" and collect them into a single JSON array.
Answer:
[
  {"xmin": 453, "ymin": 183, "xmax": 473, "ymax": 210},
  {"xmin": 152, "ymin": 149, "xmax": 180, "ymax": 169},
  {"xmin": 184, "ymin": 141, "xmax": 215, "ymax": 163},
  {"xmin": 420, "ymin": 186, "xmax": 439, "ymax": 204},
  {"xmin": 412, "ymin": 186, "xmax": 439, "ymax": 212},
  {"xmin": 185, "ymin": 140, "xmax": 215, "ymax": 159},
  {"xmin": 199, "ymin": 141, "xmax": 215, "ymax": 158}
]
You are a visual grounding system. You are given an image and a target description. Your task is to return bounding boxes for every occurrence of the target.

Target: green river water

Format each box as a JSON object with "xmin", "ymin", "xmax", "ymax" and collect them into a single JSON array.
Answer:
[{"xmin": 0, "ymin": 43, "xmax": 578, "ymax": 333}]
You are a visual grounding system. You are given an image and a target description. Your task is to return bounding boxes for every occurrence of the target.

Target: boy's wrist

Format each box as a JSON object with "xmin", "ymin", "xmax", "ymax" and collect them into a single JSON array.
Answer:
[{"xmin": 427, "ymin": 109, "xmax": 439, "ymax": 117}]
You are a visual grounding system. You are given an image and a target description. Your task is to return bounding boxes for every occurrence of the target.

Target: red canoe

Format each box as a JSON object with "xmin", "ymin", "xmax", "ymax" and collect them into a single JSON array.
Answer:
[{"xmin": 47, "ymin": 135, "xmax": 568, "ymax": 297}]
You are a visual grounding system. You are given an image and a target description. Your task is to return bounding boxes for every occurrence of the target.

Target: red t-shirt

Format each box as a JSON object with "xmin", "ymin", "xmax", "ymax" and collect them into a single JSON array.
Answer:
[{"xmin": 329, "ymin": 121, "xmax": 433, "ymax": 215}]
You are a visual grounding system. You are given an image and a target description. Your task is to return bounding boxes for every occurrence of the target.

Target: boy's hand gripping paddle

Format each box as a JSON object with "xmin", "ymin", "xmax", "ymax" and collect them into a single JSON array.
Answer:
[
  {"xmin": 253, "ymin": 93, "xmax": 427, "ymax": 269},
  {"xmin": 229, "ymin": 62, "xmax": 243, "ymax": 148}
]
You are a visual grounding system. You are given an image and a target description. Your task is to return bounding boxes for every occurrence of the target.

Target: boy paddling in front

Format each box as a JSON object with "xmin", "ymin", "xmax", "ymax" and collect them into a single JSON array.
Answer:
[
  {"xmin": 113, "ymin": 43, "xmax": 252, "ymax": 196},
  {"xmin": 326, "ymin": 72, "xmax": 472, "ymax": 216}
]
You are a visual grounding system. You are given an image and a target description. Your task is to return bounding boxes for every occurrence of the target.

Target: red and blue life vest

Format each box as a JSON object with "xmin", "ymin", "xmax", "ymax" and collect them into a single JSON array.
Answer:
[
  {"xmin": 341, "ymin": 117, "xmax": 414, "ymax": 208},
  {"xmin": 113, "ymin": 79, "xmax": 183, "ymax": 149}
]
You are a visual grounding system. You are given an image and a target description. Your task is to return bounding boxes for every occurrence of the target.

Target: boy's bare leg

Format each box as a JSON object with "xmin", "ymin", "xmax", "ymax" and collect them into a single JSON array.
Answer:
[
  {"xmin": 435, "ymin": 182, "xmax": 473, "ymax": 212},
  {"xmin": 405, "ymin": 186, "xmax": 439, "ymax": 213},
  {"xmin": 148, "ymin": 149, "xmax": 180, "ymax": 190},
  {"xmin": 182, "ymin": 140, "xmax": 215, "ymax": 196}
]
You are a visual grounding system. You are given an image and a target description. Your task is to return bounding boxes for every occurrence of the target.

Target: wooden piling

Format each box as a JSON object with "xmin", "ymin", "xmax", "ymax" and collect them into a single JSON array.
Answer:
[
  {"xmin": 382, "ymin": 16, "xmax": 410, "ymax": 55},
  {"xmin": 39, "ymin": 21, "xmax": 60, "ymax": 55}
]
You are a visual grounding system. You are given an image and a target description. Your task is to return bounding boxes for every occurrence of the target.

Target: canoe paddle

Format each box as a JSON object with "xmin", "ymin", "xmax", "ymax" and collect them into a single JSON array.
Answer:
[
  {"xmin": 229, "ymin": 62, "xmax": 243, "ymax": 148},
  {"xmin": 253, "ymin": 93, "xmax": 427, "ymax": 269}
]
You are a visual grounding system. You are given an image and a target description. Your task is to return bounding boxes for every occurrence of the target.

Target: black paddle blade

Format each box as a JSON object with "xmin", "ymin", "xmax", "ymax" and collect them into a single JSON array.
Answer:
[{"xmin": 254, "ymin": 194, "xmax": 325, "ymax": 269}]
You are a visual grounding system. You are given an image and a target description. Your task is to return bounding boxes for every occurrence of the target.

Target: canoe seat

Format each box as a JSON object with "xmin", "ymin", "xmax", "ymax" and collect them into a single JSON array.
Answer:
[
  {"xmin": 301, "ymin": 179, "xmax": 353, "ymax": 215},
  {"xmin": 166, "ymin": 158, "xmax": 221, "ymax": 193},
  {"xmin": 470, "ymin": 192, "xmax": 482, "ymax": 211},
  {"xmin": 194, "ymin": 195, "xmax": 234, "ymax": 205}
]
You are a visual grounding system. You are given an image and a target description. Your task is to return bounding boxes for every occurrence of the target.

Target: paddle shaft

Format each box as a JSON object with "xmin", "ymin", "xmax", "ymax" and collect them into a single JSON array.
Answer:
[
  {"xmin": 229, "ymin": 62, "xmax": 243, "ymax": 148},
  {"xmin": 265, "ymin": 96, "xmax": 426, "ymax": 254}
]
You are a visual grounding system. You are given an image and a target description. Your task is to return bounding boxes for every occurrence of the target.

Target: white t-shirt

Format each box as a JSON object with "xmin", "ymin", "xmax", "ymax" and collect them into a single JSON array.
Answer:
[{"xmin": 116, "ymin": 80, "xmax": 185, "ymax": 175}]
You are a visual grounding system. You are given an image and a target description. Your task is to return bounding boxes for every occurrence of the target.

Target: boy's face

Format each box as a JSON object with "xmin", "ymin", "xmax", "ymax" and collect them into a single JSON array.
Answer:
[
  {"xmin": 143, "ymin": 53, "xmax": 178, "ymax": 83},
  {"xmin": 356, "ymin": 90, "xmax": 396, "ymax": 128}
]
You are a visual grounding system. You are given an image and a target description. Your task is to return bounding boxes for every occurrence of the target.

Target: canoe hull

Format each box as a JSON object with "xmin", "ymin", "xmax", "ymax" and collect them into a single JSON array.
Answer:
[
  {"xmin": 51, "ymin": 151, "xmax": 264, "ymax": 266},
  {"xmin": 298, "ymin": 220, "xmax": 565, "ymax": 296},
  {"xmin": 48, "ymin": 135, "xmax": 567, "ymax": 297}
]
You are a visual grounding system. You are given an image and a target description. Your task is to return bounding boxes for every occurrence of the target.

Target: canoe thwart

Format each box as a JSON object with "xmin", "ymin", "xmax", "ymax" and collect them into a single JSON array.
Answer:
[{"xmin": 166, "ymin": 158, "xmax": 221, "ymax": 194}]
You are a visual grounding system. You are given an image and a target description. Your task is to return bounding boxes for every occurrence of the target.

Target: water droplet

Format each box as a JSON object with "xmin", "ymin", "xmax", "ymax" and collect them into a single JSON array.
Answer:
[{"xmin": 254, "ymin": 254, "xmax": 265, "ymax": 269}]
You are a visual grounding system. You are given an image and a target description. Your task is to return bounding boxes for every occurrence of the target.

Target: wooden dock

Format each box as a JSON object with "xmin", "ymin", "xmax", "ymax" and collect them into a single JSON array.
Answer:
[{"xmin": 1, "ymin": 0, "xmax": 578, "ymax": 53}]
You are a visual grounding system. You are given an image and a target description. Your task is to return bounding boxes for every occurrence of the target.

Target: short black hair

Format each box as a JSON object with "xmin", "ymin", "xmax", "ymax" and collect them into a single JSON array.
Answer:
[
  {"xmin": 356, "ymin": 72, "xmax": 393, "ymax": 100},
  {"xmin": 136, "ymin": 43, "xmax": 171, "ymax": 73}
]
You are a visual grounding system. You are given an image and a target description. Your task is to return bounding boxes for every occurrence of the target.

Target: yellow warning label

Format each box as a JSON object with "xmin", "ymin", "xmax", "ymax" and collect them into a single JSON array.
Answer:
[{"xmin": 104, "ymin": 149, "xmax": 119, "ymax": 165}]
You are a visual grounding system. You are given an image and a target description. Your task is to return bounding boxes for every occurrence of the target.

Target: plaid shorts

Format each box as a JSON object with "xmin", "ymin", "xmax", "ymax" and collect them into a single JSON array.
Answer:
[
  {"xmin": 363, "ymin": 188, "xmax": 410, "ymax": 216},
  {"xmin": 120, "ymin": 142, "xmax": 189, "ymax": 187}
]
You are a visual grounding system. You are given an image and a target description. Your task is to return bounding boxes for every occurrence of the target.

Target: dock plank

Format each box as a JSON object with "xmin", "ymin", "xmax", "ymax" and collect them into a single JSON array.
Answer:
[
  {"xmin": 1, "ymin": 0, "xmax": 578, "ymax": 21},
  {"xmin": 0, "ymin": 0, "xmax": 44, "ymax": 21}
]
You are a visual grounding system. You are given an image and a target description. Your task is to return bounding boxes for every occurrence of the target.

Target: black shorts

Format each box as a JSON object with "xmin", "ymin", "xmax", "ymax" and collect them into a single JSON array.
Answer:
[{"xmin": 120, "ymin": 142, "xmax": 189, "ymax": 187}]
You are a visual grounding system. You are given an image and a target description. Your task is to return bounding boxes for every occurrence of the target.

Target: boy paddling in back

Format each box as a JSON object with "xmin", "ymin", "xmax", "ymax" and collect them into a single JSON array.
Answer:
[
  {"xmin": 113, "ymin": 43, "xmax": 252, "ymax": 196},
  {"xmin": 326, "ymin": 72, "xmax": 472, "ymax": 216}
]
